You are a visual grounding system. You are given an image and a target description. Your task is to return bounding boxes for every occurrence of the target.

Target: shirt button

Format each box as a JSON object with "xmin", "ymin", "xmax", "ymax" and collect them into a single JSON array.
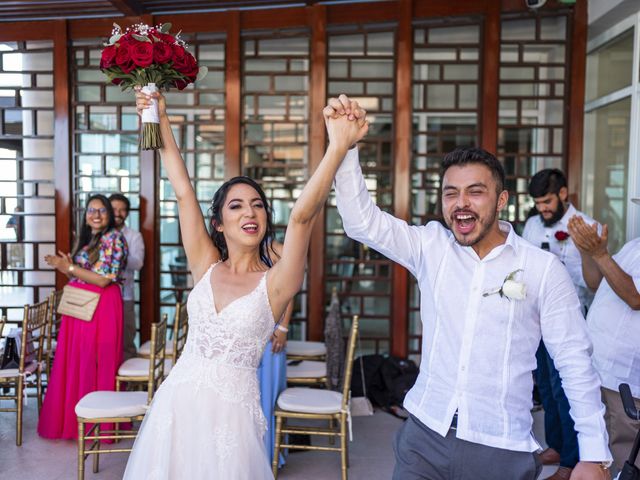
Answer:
[{"xmin": 460, "ymin": 365, "xmax": 466, "ymax": 371}]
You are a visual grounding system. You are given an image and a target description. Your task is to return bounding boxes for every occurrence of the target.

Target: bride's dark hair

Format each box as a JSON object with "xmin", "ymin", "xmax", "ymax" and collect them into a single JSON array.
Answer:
[{"xmin": 208, "ymin": 176, "xmax": 279, "ymax": 266}]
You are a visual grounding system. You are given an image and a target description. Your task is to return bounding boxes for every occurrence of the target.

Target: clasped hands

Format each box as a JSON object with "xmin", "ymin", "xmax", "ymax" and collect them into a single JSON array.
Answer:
[
  {"xmin": 567, "ymin": 215, "xmax": 609, "ymax": 260},
  {"xmin": 44, "ymin": 251, "xmax": 74, "ymax": 274},
  {"xmin": 323, "ymin": 94, "xmax": 369, "ymax": 151}
]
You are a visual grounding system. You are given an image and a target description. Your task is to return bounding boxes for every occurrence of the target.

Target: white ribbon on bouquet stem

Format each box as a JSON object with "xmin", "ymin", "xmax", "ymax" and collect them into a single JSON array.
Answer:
[{"xmin": 141, "ymin": 83, "xmax": 160, "ymax": 124}]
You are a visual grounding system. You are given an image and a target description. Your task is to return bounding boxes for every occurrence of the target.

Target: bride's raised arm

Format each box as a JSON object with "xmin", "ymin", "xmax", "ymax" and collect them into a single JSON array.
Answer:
[
  {"xmin": 267, "ymin": 96, "xmax": 368, "ymax": 319},
  {"xmin": 135, "ymin": 89, "xmax": 218, "ymax": 282}
]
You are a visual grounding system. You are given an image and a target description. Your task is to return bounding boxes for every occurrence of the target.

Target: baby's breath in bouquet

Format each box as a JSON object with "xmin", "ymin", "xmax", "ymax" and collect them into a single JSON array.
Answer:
[{"xmin": 100, "ymin": 22, "xmax": 207, "ymax": 150}]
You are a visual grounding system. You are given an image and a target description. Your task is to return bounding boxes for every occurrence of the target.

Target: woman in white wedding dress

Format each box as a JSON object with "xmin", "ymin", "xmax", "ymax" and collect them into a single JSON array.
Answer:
[{"xmin": 123, "ymin": 91, "xmax": 368, "ymax": 479}]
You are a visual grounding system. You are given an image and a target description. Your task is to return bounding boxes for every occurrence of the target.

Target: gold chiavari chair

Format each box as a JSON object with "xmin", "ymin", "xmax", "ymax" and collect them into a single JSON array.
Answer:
[
  {"xmin": 0, "ymin": 300, "xmax": 50, "ymax": 446},
  {"xmin": 286, "ymin": 359, "xmax": 328, "ymax": 387},
  {"xmin": 137, "ymin": 299, "xmax": 189, "ymax": 364},
  {"xmin": 75, "ymin": 315, "xmax": 167, "ymax": 480},
  {"xmin": 120, "ymin": 300, "xmax": 188, "ymax": 388},
  {"xmin": 116, "ymin": 314, "xmax": 172, "ymax": 390},
  {"xmin": 286, "ymin": 340, "xmax": 327, "ymax": 362},
  {"xmin": 45, "ymin": 289, "xmax": 64, "ymax": 383},
  {"xmin": 273, "ymin": 315, "xmax": 359, "ymax": 480}
]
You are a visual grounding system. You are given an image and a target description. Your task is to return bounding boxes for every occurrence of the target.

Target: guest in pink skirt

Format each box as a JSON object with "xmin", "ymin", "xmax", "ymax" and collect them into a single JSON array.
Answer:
[{"xmin": 39, "ymin": 194, "xmax": 128, "ymax": 440}]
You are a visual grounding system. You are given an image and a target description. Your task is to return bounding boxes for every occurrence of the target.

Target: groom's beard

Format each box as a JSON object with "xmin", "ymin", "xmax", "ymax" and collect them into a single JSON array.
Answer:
[{"xmin": 541, "ymin": 200, "xmax": 565, "ymax": 227}]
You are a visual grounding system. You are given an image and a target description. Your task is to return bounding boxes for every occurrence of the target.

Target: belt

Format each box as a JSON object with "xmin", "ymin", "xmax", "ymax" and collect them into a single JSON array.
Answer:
[{"xmin": 450, "ymin": 413, "xmax": 458, "ymax": 430}]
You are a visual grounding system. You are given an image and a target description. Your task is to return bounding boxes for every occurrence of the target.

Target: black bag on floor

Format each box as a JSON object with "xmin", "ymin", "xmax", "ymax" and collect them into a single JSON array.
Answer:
[
  {"xmin": 0, "ymin": 336, "xmax": 20, "ymax": 370},
  {"xmin": 351, "ymin": 354, "xmax": 419, "ymax": 408}
]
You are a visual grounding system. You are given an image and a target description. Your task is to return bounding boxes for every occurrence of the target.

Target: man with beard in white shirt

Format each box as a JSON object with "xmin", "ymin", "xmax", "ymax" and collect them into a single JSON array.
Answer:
[
  {"xmin": 324, "ymin": 94, "xmax": 612, "ymax": 480},
  {"xmin": 569, "ymin": 198, "xmax": 640, "ymax": 477},
  {"xmin": 109, "ymin": 193, "xmax": 145, "ymax": 360},
  {"xmin": 522, "ymin": 169, "xmax": 597, "ymax": 480}
]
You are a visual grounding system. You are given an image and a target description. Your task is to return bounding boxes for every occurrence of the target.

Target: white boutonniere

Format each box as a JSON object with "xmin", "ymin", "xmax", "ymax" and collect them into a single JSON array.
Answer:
[{"xmin": 482, "ymin": 269, "xmax": 526, "ymax": 300}]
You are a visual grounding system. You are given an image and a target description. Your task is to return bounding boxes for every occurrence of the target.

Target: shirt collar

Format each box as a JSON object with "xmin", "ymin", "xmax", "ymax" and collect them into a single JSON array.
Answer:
[{"xmin": 458, "ymin": 220, "xmax": 519, "ymax": 261}]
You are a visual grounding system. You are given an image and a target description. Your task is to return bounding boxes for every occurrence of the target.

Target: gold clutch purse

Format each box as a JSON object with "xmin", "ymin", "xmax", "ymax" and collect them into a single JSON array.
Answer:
[{"xmin": 57, "ymin": 284, "xmax": 101, "ymax": 322}]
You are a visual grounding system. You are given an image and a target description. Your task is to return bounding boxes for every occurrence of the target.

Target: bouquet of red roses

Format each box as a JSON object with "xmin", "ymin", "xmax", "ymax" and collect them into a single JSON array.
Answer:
[{"xmin": 100, "ymin": 22, "xmax": 207, "ymax": 150}]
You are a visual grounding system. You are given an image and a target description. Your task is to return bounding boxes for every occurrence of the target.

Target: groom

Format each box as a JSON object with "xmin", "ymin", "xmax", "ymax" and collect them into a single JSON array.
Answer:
[{"xmin": 324, "ymin": 95, "xmax": 612, "ymax": 480}]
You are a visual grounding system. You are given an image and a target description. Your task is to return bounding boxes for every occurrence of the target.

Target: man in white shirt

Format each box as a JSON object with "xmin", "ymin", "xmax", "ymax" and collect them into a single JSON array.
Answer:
[
  {"xmin": 522, "ymin": 169, "xmax": 597, "ymax": 480},
  {"xmin": 324, "ymin": 94, "xmax": 612, "ymax": 480},
  {"xmin": 569, "ymin": 199, "xmax": 640, "ymax": 476},
  {"xmin": 109, "ymin": 194, "xmax": 145, "ymax": 360}
]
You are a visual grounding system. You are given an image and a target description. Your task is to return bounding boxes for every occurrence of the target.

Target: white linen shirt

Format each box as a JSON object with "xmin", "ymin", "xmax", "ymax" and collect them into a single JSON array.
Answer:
[
  {"xmin": 120, "ymin": 225, "xmax": 144, "ymax": 301},
  {"xmin": 587, "ymin": 238, "xmax": 640, "ymax": 398},
  {"xmin": 522, "ymin": 204, "xmax": 595, "ymax": 310},
  {"xmin": 334, "ymin": 148, "xmax": 611, "ymax": 461}
]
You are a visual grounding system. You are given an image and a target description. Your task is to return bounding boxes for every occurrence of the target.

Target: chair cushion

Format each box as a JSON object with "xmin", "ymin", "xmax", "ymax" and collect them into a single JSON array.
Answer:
[
  {"xmin": 118, "ymin": 357, "xmax": 172, "ymax": 377},
  {"xmin": 287, "ymin": 340, "xmax": 326, "ymax": 356},
  {"xmin": 138, "ymin": 340, "xmax": 174, "ymax": 357},
  {"xmin": 75, "ymin": 391, "xmax": 148, "ymax": 419},
  {"xmin": 277, "ymin": 387, "xmax": 343, "ymax": 414},
  {"xmin": 286, "ymin": 360, "xmax": 326, "ymax": 379},
  {"xmin": 0, "ymin": 361, "xmax": 38, "ymax": 378}
]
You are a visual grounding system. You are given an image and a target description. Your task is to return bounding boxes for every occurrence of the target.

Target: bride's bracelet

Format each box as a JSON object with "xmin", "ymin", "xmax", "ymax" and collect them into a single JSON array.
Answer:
[{"xmin": 276, "ymin": 324, "xmax": 288, "ymax": 333}]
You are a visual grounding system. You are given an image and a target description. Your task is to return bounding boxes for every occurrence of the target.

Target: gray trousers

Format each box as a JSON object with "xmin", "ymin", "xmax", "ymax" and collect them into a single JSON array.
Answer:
[
  {"xmin": 393, "ymin": 415, "xmax": 542, "ymax": 480},
  {"xmin": 122, "ymin": 300, "xmax": 137, "ymax": 361}
]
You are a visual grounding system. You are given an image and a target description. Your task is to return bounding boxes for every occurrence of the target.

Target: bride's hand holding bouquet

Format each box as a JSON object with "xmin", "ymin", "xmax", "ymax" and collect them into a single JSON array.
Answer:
[{"xmin": 100, "ymin": 22, "xmax": 207, "ymax": 150}]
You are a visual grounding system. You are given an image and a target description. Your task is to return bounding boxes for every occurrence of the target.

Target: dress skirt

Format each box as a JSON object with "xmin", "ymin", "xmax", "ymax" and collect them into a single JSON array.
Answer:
[{"xmin": 37, "ymin": 281, "xmax": 123, "ymax": 439}]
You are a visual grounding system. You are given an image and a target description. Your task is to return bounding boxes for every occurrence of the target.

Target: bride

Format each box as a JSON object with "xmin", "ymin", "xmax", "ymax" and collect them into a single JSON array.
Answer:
[{"xmin": 123, "ymin": 90, "xmax": 368, "ymax": 479}]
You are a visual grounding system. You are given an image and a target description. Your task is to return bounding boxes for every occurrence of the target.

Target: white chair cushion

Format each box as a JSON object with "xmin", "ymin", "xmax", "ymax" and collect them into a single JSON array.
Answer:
[
  {"xmin": 287, "ymin": 340, "xmax": 326, "ymax": 356},
  {"xmin": 287, "ymin": 360, "xmax": 326, "ymax": 379},
  {"xmin": 277, "ymin": 387, "xmax": 343, "ymax": 414},
  {"xmin": 138, "ymin": 340, "xmax": 174, "ymax": 357},
  {"xmin": 118, "ymin": 357, "xmax": 172, "ymax": 377},
  {"xmin": 75, "ymin": 391, "xmax": 148, "ymax": 419},
  {"xmin": 0, "ymin": 361, "xmax": 38, "ymax": 378}
]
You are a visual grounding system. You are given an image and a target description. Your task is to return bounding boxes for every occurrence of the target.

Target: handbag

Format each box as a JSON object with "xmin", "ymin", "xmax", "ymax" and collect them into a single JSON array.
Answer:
[{"xmin": 57, "ymin": 284, "xmax": 101, "ymax": 322}]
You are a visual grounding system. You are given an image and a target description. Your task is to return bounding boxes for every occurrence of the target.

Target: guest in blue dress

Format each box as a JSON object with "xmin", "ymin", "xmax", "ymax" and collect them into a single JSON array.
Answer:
[{"xmin": 258, "ymin": 242, "xmax": 292, "ymax": 467}]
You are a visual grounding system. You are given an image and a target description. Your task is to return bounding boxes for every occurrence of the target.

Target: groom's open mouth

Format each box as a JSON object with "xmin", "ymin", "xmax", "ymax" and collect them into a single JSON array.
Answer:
[{"xmin": 452, "ymin": 211, "xmax": 477, "ymax": 235}]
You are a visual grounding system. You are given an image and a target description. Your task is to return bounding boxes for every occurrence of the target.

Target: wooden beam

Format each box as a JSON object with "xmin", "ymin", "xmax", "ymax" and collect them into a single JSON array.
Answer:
[
  {"xmin": 224, "ymin": 10, "xmax": 241, "ymax": 178},
  {"xmin": 391, "ymin": 0, "xmax": 412, "ymax": 358},
  {"xmin": 155, "ymin": 11, "xmax": 229, "ymax": 33},
  {"xmin": 241, "ymin": 7, "xmax": 308, "ymax": 30},
  {"xmin": 53, "ymin": 19, "xmax": 71, "ymax": 291},
  {"xmin": 567, "ymin": 1, "xmax": 586, "ymax": 206},
  {"xmin": 307, "ymin": 4, "xmax": 327, "ymax": 342},
  {"xmin": 327, "ymin": 1, "xmax": 399, "ymax": 24},
  {"xmin": 107, "ymin": 0, "xmax": 146, "ymax": 16},
  {"xmin": 0, "ymin": 21, "xmax": 54, "ymax": 41},
  {"xmin": 139, "ymin": 149, "xmax": 158, "ymax": 342},
  {"xmin": 414, "ymin": 0, "xmax": 487, "ymax": 17},
  {"xmin": 481, "ymin": 0, "xmax": 500, "ymax": 154},
  {"xmin": 68, "ymin": 15, "xmax": 150, "ymax": 39}
]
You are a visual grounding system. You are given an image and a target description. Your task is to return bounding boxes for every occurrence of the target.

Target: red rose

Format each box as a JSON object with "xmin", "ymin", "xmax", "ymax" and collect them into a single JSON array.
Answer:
[
  {"xmin": 115, "ymin": 44, "xmax": 136, "ymax": 74},
  {"xmin": 172, "ymin": 44, "xmax": 187, "ymax": 60},
  {"xmin": 161, "ymin": 33, "xmax": 175, "ymax": 44},
  {"xmin": 130, "ymin": 41, "xmax": 154, "ymax": 68},
  {"xmin": 112, "ymin": 77, "xmax": 123, "ymax": 85},
  {"xmin": 117, "ymin": 32, "xmax": 134, "ymax": 46},
  {"xmin": 153, "ymin": 41, "xmax": 173, "ymax": 64},
  {"xmin": 175, "ymin": 53, "xmax": 198, "ymax": 79},
  {"xmin": 554, "ymin": 230, "xmax": 570, "ymax": 241},
  {"xmin": 100, "ymin": 45, "xmax": 117, "ymax": 69},
  {"xmin": 174, "ymin": 78, "xmax": 189, "ymax": 90}
]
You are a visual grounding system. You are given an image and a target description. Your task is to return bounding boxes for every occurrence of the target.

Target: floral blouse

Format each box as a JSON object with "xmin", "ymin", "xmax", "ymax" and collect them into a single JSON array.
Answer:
[{"xmin": 73, "ymin": 228, "xmax": 128, "ymax": 283}]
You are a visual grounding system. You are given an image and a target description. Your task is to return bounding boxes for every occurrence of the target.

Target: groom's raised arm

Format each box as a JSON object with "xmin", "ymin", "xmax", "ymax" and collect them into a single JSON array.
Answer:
[{"xmin": 333, "ymin": 147, "xmax": 425, "ymax": 277}]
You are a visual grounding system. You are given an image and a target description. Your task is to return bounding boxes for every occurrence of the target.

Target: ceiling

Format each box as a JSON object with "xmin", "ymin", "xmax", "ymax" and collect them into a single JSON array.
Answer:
[{"xmin": 0, "ymin": 0, "xmax": 342, "ymax": 22}]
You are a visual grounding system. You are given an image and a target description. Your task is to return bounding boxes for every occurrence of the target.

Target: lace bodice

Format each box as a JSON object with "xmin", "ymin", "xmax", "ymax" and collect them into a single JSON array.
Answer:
[{"xmin": 182, "ymin": 262, "xmax": 275, "ymax": 368}]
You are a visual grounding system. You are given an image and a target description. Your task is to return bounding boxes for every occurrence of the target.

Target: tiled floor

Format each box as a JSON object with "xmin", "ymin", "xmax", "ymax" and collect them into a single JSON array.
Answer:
[{"xmin": 0, "ymin": 397, "xmax": 560, "ymax": 480}]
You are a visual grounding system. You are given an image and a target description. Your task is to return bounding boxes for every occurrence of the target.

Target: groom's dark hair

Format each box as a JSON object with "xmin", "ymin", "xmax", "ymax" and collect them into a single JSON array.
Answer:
[{"xmin": 441, "ymin": 147, "xmax": 505, "ymax": 195}]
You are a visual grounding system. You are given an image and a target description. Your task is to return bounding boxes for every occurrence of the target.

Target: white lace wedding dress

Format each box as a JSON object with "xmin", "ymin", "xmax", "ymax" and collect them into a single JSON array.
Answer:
[{"xmin": 123, "ymin": 262, "xmax": 275, "ymax": 479}]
